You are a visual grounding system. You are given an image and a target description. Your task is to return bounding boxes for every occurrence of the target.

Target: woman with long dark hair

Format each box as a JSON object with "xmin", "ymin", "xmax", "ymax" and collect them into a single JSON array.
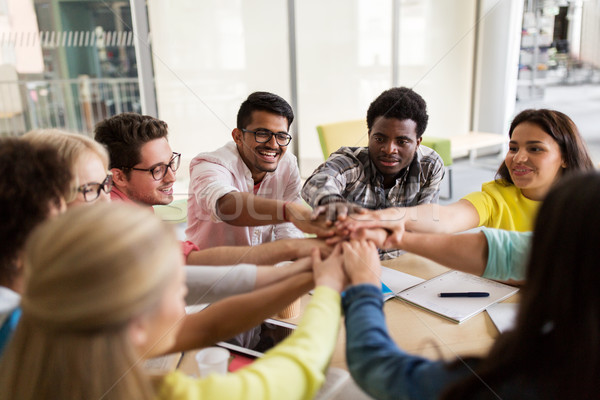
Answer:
[{"xmin": 339, "ymin": 172, "xmax": 600, "ymax": 399}]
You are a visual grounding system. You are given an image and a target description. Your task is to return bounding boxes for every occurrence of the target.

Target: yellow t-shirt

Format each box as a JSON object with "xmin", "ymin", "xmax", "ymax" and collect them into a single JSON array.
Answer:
[
  {"xmin": 462, "ymin": 180, "xmax": 540, "ymax": 232},
  {"xmin": 155, "ymin": 286, "xmax": 341, "ymax": 400}
]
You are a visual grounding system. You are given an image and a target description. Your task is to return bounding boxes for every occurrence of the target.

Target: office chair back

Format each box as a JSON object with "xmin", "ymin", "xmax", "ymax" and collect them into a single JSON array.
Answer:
[{"xmin": 316, "ymin": 119, "xmax": 368, "ymax": 160}]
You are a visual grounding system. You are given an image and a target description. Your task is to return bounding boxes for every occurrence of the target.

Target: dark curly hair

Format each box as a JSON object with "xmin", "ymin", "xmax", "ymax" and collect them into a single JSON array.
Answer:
[
  {"xmin": 366, "ymin": 87, "xmax": 429, "ymax": 138},
  {"xmin": 495, "ymin": 109, "xmax": 594, "ymax": 184},
  {"xmin": 94, "ymin": 113, "xmax": 169, "ymax": 174},
  {"xmin": 0, "ymin": 138, "xmax": 71, "ymax": 288},
  {"xmin": 237, "ymin": 92, "xmax": 294, "ymax": 130}
]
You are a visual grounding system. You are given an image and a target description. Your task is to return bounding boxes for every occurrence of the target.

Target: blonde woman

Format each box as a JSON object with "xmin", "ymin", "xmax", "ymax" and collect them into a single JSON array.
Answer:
[
  {"xmin": 21, "ymin": 130, "xmax": 330, "ymax": 326},
  {"xmin": 23, "ymin": 129, "xmax": 112, "ymax": 206},
  {"xmin": 0, "ymin": 203, "xmax": 344, "ymax": 399}
]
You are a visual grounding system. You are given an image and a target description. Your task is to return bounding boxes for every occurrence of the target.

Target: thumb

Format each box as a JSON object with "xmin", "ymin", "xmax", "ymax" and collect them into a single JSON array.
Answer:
[
  {"xmin": 384, "ymin": 230, "xmax": 402, "ymax": 248},
  {"xmin": 311, "ymin": 205, "xmax": 323, "ymax": 220},
  {"xmin": 311, "ymin": 247, "xmax": 322, "ymax": 263}
]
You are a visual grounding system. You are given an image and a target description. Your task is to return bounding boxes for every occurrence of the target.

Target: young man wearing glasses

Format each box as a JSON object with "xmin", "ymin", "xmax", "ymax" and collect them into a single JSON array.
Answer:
[
  {"xmin": 186, "ymin": 91, "xmax": 332, "ymax": 250},
  {"xmin": 95, "ymin": 111, "xmax": 328, "ymax": 265},
  {"xmin": 95, "ymin": 113, "xmax": 178, "ymax": 207},
  {"xmin": 94, "ymin": 113, "xmax": 202, "ymax": 261}
]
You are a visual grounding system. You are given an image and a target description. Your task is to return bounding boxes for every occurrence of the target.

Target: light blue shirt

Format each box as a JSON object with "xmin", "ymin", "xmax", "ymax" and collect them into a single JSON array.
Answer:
[{"xmin": 481, "ymin": 228, "xmax": 532, "ymax": 281}]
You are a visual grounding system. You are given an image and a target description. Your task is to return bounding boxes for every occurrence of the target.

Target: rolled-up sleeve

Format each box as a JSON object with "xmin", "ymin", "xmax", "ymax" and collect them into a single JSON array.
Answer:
[
  {"xmin": 184, "ymin": 264, "xmax": 257, "ymax": 305},
  {"xmin": 481, "ymin": 228, "xmax": 532, "ymax": 281},
  {"xmin": 301, "ymin": 152, "xmax": 356, "ymax": 207},
  {"xmin": 190, "ymin": 162, "xmax": 240, "ymax": 223},
  {"xmin": 275, "ymin": 165, "xmax": 305, "ymax": 239}
]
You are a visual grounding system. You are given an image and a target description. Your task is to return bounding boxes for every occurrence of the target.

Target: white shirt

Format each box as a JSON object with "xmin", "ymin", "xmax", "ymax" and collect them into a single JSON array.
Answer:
[
  {"xmin": 186, "ymin": 142, "xmax": 304, "ymax": 249},
  {"xmin": 185, "ymin": 264, "xmax": 257, "ymax": 305}
]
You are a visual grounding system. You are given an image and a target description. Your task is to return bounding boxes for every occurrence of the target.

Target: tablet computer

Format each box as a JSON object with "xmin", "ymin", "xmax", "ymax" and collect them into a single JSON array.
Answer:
[
  {"xmin": 216, "ymin": 318, "xmax": 350, "ymax": 399},
  {"xmin": 217, "ymin": 318, "xmax": 296, "ymax": 371}
]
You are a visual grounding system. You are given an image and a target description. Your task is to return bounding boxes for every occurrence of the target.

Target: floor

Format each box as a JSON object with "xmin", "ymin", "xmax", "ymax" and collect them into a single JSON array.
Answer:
[{"xmin": 440, "ymin": 83, "xmax": 600, "ymax": 205}]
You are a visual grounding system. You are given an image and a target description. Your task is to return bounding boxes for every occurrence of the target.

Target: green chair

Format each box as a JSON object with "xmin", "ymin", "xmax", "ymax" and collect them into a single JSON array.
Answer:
[
  {"xmin": 420, "ymin": 136, "xmax": 453, "ymax": 199},
  {"xmin": 316, "ymin": 119, "xmax": 368, "ymax": 160}
]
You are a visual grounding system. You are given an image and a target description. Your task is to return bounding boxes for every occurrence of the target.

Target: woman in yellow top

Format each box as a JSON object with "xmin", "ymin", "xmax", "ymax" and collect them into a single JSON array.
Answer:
[
  {"xmin": 0, "ymin": 203, "xmax": 347, "ymax": 400},
  {"xmin": 341, "ymin": 109, "xmax": 594, "ymax": 234}
]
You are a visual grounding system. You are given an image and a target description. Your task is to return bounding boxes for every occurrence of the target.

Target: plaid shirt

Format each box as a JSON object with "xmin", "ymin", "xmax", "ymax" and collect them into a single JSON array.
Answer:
[{"xmin": 302, "ymin": 145, "xmax": 444, "ymax": 259}]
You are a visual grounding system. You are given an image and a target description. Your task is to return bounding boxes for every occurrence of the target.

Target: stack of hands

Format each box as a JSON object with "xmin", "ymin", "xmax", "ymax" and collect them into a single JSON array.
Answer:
[
  {"xmin": 286, "ymin": 200, "xmax": 406, "ymax": 252},
  {"xmin": 309, "ymin": 240, "xmax": 382, "ymax": 294}
]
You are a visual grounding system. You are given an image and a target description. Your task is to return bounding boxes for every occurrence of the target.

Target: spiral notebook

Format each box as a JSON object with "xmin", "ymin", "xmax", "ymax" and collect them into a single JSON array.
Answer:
[{"xmin": 396, "ymin": 270, "xmax": 519, "ymax": 324}]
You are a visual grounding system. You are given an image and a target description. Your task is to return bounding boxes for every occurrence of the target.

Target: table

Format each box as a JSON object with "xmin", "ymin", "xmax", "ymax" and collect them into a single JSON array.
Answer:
[
  {"xmin": 331, "ymin": 252, "xmax": 519, "ymax": 370},
  {"xmin": 176, "ymin": 252, "xmax": 518, "ymax": 375}
]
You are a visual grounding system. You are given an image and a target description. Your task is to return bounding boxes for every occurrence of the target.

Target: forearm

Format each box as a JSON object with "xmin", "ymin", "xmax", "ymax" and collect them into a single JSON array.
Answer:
[
  {"xmin": 404, "ymin": 200, "xmax": 479, "ymax": 234},
  {"xmin": 301, "ymin": 168, "xmax": 347, "ymax": 208},
  {"xmin": 185, "ymin": 265, "xmax": 256, "ymax": 305},
  {"xmin": 168, "ymin": 272, "xmax": 314, "ymax": 353},
  {"xmin": 188, "ymin": 240, "xmax": 300, "ymax": 266},
  {"xmin": 186, "ymin": 246, "xmax": 264, "ymax": 266},
  {"xmin": 400, "ymin": 232, "xmax": 488, "ymax": 276},
  {"xmin": 401, "ymin": 204, "xmax": 450, "ymax": 233},
  {"xmin": 344, "ymin": 284, "xmax": 451, "ymax": 400},
  {"xmin": 181, "ymin": 286, "xmax": 342, "ymax": 400},
  {"xmin": 254, "ymin": 259, "xmax": 311, "ymax": 289},
  {"xmin": 217, "ymin": 192, "xmax": 285, "ymax": 226}
]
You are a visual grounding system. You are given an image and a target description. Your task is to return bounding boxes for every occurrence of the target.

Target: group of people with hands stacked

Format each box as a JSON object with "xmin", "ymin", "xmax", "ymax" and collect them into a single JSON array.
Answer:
[{"xmin": 0, "ymin": 85, "xmax": 598, "ymax": 399}]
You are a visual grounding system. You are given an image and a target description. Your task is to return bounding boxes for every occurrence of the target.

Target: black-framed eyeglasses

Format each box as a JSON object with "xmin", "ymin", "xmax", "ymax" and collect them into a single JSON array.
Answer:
[
  {"xmin": 241, "ymin": 129, "xmax": 292, "ymax": 146},
  {"xmin": 128, "ymin": 152, "xmax": 181, "ymax": 181},
  {"xmin": 77, "ymin": 173, "xmax": 113, "ymax": 202}
]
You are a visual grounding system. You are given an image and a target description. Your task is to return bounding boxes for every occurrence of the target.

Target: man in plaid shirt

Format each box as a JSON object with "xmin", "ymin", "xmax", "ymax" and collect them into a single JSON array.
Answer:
[{"xmin": 301, "ymin": 87, "xmax": 444, "ymax": 259}]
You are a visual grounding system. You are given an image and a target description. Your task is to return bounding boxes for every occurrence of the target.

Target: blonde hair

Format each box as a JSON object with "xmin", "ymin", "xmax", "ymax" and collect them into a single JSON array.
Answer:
[
  {"xmin": 0, "ymin": 202, "xmax": 180, "ymax": 400},
  {"xmin": 23, "ymin": 129, "xmax": 110, "ymax": 202}
]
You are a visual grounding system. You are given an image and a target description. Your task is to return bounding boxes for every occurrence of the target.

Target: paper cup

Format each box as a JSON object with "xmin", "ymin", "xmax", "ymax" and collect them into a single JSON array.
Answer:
[
  {"xmin": 277, "ymin": 297, "xmax": 301, "ymax": 319},
  {"xmin": 195, "ymin": 347, "xmax": 230, "ymax": 377}
]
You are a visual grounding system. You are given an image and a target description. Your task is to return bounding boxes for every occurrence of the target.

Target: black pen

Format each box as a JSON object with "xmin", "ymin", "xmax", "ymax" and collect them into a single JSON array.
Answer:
[{"xmin": 438, "ymin": 292, "xmax": 490, "ymax": 298}]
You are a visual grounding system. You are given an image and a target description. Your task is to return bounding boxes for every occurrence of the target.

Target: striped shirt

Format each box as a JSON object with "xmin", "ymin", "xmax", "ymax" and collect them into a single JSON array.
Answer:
[{"xmin": 302, "ymin": 146, "xmax": 444, "ymax": 259}]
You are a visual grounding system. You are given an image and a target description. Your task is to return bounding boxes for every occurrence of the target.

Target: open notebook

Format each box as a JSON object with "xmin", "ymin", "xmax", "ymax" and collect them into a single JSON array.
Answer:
[
  {"xmin": 381, "ymin": 268, "xmax": 519, "ymax": 324},
  {"xmin": 381, "ymin": 266, "xmax": 426, "ymax": 301}
]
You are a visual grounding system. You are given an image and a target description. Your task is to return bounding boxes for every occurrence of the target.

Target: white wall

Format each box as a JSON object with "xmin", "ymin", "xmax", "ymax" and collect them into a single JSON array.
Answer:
[
  {"xmin": 147, "ymin": 0, "xmax": 290, "ymax": 162},
  {"xmin": 400, "ymin": 0, "xmax": 476, "ymax": 139},
  {"xmin": 297, "ymin": 0, "xmax": 477, "ymax": 171},
  {"xmin": 295, "ymin": 0, "xmax": 392, "ymax": 171},
  {"xmin": 148, "ymin": 0, "xmax": 480, "ymax": 175}
]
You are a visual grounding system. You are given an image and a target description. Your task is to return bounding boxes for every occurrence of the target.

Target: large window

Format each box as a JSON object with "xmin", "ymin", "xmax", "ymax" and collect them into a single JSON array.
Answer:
[{"xmin": 0, "ymin": 0, "xmax": 140, "ymax": 136}]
